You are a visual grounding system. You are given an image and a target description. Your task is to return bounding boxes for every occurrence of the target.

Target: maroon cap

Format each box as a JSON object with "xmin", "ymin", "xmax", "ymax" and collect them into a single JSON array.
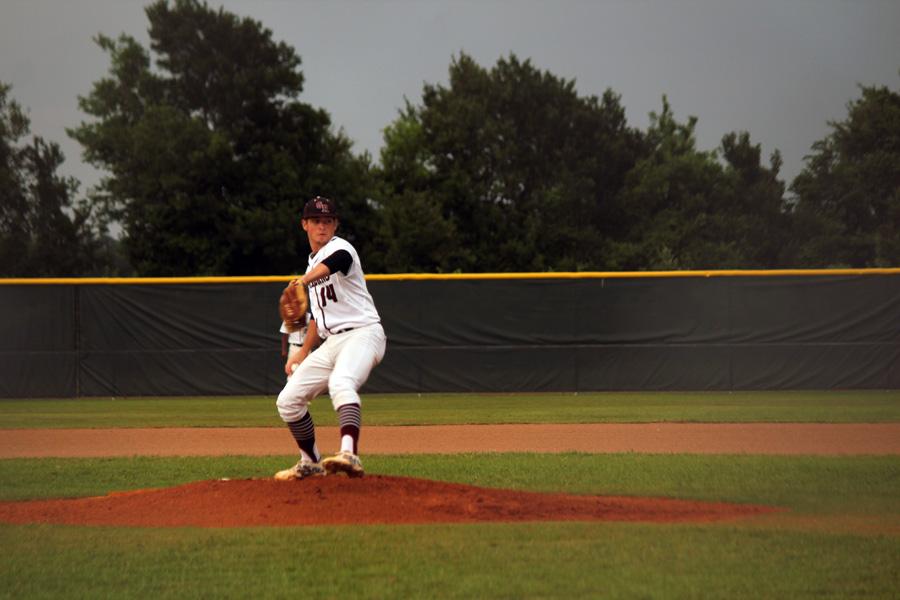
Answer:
[{"xmin": 302, "ymin": 196, "xmax": 338, "ymax": 219}]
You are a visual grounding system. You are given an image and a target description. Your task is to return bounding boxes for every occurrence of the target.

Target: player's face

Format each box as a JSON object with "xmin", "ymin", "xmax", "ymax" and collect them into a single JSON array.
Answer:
[{"xmin": 302, "ymin": 217, "xmax": 339, "ymax": 250}]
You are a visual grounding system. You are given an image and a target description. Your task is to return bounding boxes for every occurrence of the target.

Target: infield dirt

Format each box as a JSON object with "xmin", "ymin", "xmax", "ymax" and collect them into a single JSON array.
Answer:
[
  {"xmin": 4, "ymin": 423, "xmax": 900, "ymax": 457},
  {"xmin": 0, "ymin": 474, "xmax": 782, "ymax": 528}
]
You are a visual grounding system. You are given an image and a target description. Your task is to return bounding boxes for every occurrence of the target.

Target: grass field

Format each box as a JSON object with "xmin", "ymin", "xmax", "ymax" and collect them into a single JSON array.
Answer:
[
  {"xmin": 1, "ymin": 391, "xmax": 899, "ymax": 598},
  {"xmin": 2, "ymin": 389, "xmax": 899, "ymax": 428}
]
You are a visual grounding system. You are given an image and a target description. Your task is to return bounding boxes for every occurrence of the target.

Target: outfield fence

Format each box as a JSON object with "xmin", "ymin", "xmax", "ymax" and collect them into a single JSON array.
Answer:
[{"xmin": 2, "ymin": 269, "xmax": 898, "ymax": 397}]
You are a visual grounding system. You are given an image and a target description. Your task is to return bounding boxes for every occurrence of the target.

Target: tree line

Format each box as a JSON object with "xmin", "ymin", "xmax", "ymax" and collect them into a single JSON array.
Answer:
[{"xmin": 2, "ymin": 0, "xmax": 898, "ymax": 277}]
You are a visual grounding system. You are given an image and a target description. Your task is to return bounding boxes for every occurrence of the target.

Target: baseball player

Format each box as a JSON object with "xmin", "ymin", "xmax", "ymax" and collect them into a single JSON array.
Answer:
[{"xmin": 275, "ymin": 195, "xmax": 386, "ymax": 480}]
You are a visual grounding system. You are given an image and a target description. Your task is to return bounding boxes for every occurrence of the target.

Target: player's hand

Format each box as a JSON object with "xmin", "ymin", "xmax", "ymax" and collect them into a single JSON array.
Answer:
[
  {"xmin": 285, "ymin": 348, "xmax": 310, "ymax": 377},
  {"xmin": 284, "ymin": 359, "xmax": 299, "ymax": 377}
]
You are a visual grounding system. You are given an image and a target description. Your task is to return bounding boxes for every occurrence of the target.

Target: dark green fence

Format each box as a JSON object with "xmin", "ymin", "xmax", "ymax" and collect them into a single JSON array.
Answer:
[{"xmin": 2, "ymin": 271, "xmax": 898, "ymax": 397}]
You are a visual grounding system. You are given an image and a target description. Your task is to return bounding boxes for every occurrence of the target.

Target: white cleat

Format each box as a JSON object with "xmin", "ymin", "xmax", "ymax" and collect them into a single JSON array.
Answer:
[
  {"xmin": 274, "ymin": 459, "xmax": 325, "ymax": 481},
  {"xmin": 321, "ymin": 451, "xmax": 364, "ymax": 478}
]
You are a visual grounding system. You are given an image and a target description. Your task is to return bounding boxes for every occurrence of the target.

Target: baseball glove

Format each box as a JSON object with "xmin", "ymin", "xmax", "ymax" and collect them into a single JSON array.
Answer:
[{"xmin": 279, "ymin": 279, "xmax": 309, "ymax": 333}]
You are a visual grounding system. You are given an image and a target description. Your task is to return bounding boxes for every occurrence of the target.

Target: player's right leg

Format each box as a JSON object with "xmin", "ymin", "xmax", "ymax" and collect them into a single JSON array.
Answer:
[{"xmin": 274, "ymin": 343, "xmax": 335, "ymax": 480}]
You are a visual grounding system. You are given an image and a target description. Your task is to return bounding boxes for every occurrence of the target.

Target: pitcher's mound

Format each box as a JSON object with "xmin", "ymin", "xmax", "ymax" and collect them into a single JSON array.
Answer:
[{"xmin": 0, "ymin": 475, "xmax": 779, "ymax": 528}]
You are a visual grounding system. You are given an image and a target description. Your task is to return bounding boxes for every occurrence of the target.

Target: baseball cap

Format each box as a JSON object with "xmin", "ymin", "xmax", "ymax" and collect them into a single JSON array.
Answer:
[{"xmin": 302, "ymin": 196, "xmax": 339, "ymax": 219}]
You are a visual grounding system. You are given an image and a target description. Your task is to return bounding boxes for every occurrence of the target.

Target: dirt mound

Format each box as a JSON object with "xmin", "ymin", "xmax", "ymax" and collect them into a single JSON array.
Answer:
[{"xmin": 0, "ymin": 475, "xmax": 779, "ymax": 528}]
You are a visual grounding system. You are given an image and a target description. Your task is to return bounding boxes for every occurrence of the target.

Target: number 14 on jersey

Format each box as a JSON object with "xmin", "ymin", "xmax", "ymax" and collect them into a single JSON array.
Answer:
[{"xmin": 318, "ymin": 283, "xmax": 338, "ymax": 307}]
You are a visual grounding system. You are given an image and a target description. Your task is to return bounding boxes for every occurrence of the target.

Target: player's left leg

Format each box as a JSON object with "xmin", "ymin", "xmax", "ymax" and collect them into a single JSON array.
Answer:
[
  {"xmin": 327, "ymin": 323, "xmax": 386, "ymax": 412},
  {"xmin": 322, "ymin": 324, "xmax": 386, "ymax": 477}
]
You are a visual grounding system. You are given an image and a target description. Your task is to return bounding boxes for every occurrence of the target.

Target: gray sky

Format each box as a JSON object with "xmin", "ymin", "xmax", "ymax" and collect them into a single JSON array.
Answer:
[{"xmin": 2, "ymin": 0, "xmax": 899, "ymax": 194}]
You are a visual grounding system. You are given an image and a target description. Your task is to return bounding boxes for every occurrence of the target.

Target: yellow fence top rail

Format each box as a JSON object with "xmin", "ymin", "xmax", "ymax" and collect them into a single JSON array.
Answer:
[
  {"xmin": 367, "ymin": 268, "xmax": 900, "ymax": 281},
  {"xmin": 1, "ymin": 268, "xmax": 899, "ymax": 284}
]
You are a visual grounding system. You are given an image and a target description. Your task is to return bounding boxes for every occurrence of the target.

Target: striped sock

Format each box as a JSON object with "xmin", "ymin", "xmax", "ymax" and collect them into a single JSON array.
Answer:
[
  {"xmin": 337, "ymin": 403, "xmax": 361, "ymax": 455},
  {"xmin": 286, "ymin": 412, "xmax": 320, "ymax": 463}
]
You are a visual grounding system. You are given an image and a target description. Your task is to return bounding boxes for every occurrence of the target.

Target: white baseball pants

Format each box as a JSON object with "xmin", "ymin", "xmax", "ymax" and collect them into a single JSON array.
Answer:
[{"xmin": 276, "ymin": 322, "xmax": 386, "ymax": 422}]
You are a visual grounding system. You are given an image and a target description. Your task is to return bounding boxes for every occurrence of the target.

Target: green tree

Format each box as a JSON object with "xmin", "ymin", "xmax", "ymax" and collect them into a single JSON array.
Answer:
[
  {"xmin": 718, "ymin": 131, "xmax": 790, "ymax": 267},
  {"xmin": 69, "ymin": 0, "xmax": 374, "ymax": 276},
  {"xmin": 789, "ymin": 82, "xmax": 900, "ymax": 267},
  {"xmin": 611, "ymin": 99, "xmax": 790, "ymax": 269},
  {"xmin": 375, "ymin": 53, "xmax": 646, "ymax": 272},
  {"xmin": 0, "ymin": 83, "xmax": 111, "ymax": 277},
  {"xmin": 612, "ymin": 98, "xmax": 731, "ymax": 269},
  {"xmin": 370, "ymin": 108, "xmax": 464, "ymax": 272}
]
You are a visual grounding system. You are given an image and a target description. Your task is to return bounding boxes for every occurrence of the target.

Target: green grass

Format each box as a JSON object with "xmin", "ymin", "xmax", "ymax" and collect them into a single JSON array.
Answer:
[
  {"xmin": 2, "ymin": 523, "xmax": 897, "ymax": 599},
  {"xmin": 1, "ymin": 453, "xmax": 898, "ymax": 599},
  {"xmin": 2, "ymin": 390, "xmax": 899, "ymax": 428}
]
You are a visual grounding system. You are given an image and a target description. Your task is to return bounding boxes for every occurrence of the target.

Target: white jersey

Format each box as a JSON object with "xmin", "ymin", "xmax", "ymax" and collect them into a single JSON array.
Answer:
[
  {"xmin": 306, "ymin": 236, "xmax": 380, "ymax": 338},
  {"xmin": 279, "ymin": 321, "xmax": 305, "ymax": 345}
]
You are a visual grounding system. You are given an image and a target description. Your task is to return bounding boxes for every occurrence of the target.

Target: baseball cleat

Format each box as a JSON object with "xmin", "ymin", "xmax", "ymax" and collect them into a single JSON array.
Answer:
[
  {"xmin": 322, "ymin": 451, "xmax": 364, "ymax": 478},
  {"xmin": 274, "ymin": 459, "xmax": 325, "ymax": 481}
]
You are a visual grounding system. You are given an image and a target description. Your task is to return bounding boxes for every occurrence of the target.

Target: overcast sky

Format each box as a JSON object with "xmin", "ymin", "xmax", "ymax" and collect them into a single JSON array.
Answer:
[{"xmin": 2, "ymin": 0, "xmax": 899, "ymax": 194}]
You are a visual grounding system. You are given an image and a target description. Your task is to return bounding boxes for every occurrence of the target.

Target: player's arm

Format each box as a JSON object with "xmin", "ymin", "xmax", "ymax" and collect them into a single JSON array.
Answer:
[
  {"xmin": 284, "ymin": 319, "xmax": 323, "ymax": 376},
  {"xmin": 300, "ymin": 250, "xmax": 353, "ymax": 285}
]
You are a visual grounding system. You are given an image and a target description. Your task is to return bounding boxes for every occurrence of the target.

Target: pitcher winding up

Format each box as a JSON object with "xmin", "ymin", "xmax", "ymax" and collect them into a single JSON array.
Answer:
[{"xmin": 274, "ymin": 195, "xmax": 387, "ymax": 480}]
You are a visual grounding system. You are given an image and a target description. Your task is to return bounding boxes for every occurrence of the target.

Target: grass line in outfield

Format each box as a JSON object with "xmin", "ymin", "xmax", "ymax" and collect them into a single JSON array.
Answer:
[
  {"xmin": 1, "ymin": 390, "xmax": 899, "ymax": 428},
  {"xmin": 0, "ymin": 453, "xmax": 898, "ymax": 599}
]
